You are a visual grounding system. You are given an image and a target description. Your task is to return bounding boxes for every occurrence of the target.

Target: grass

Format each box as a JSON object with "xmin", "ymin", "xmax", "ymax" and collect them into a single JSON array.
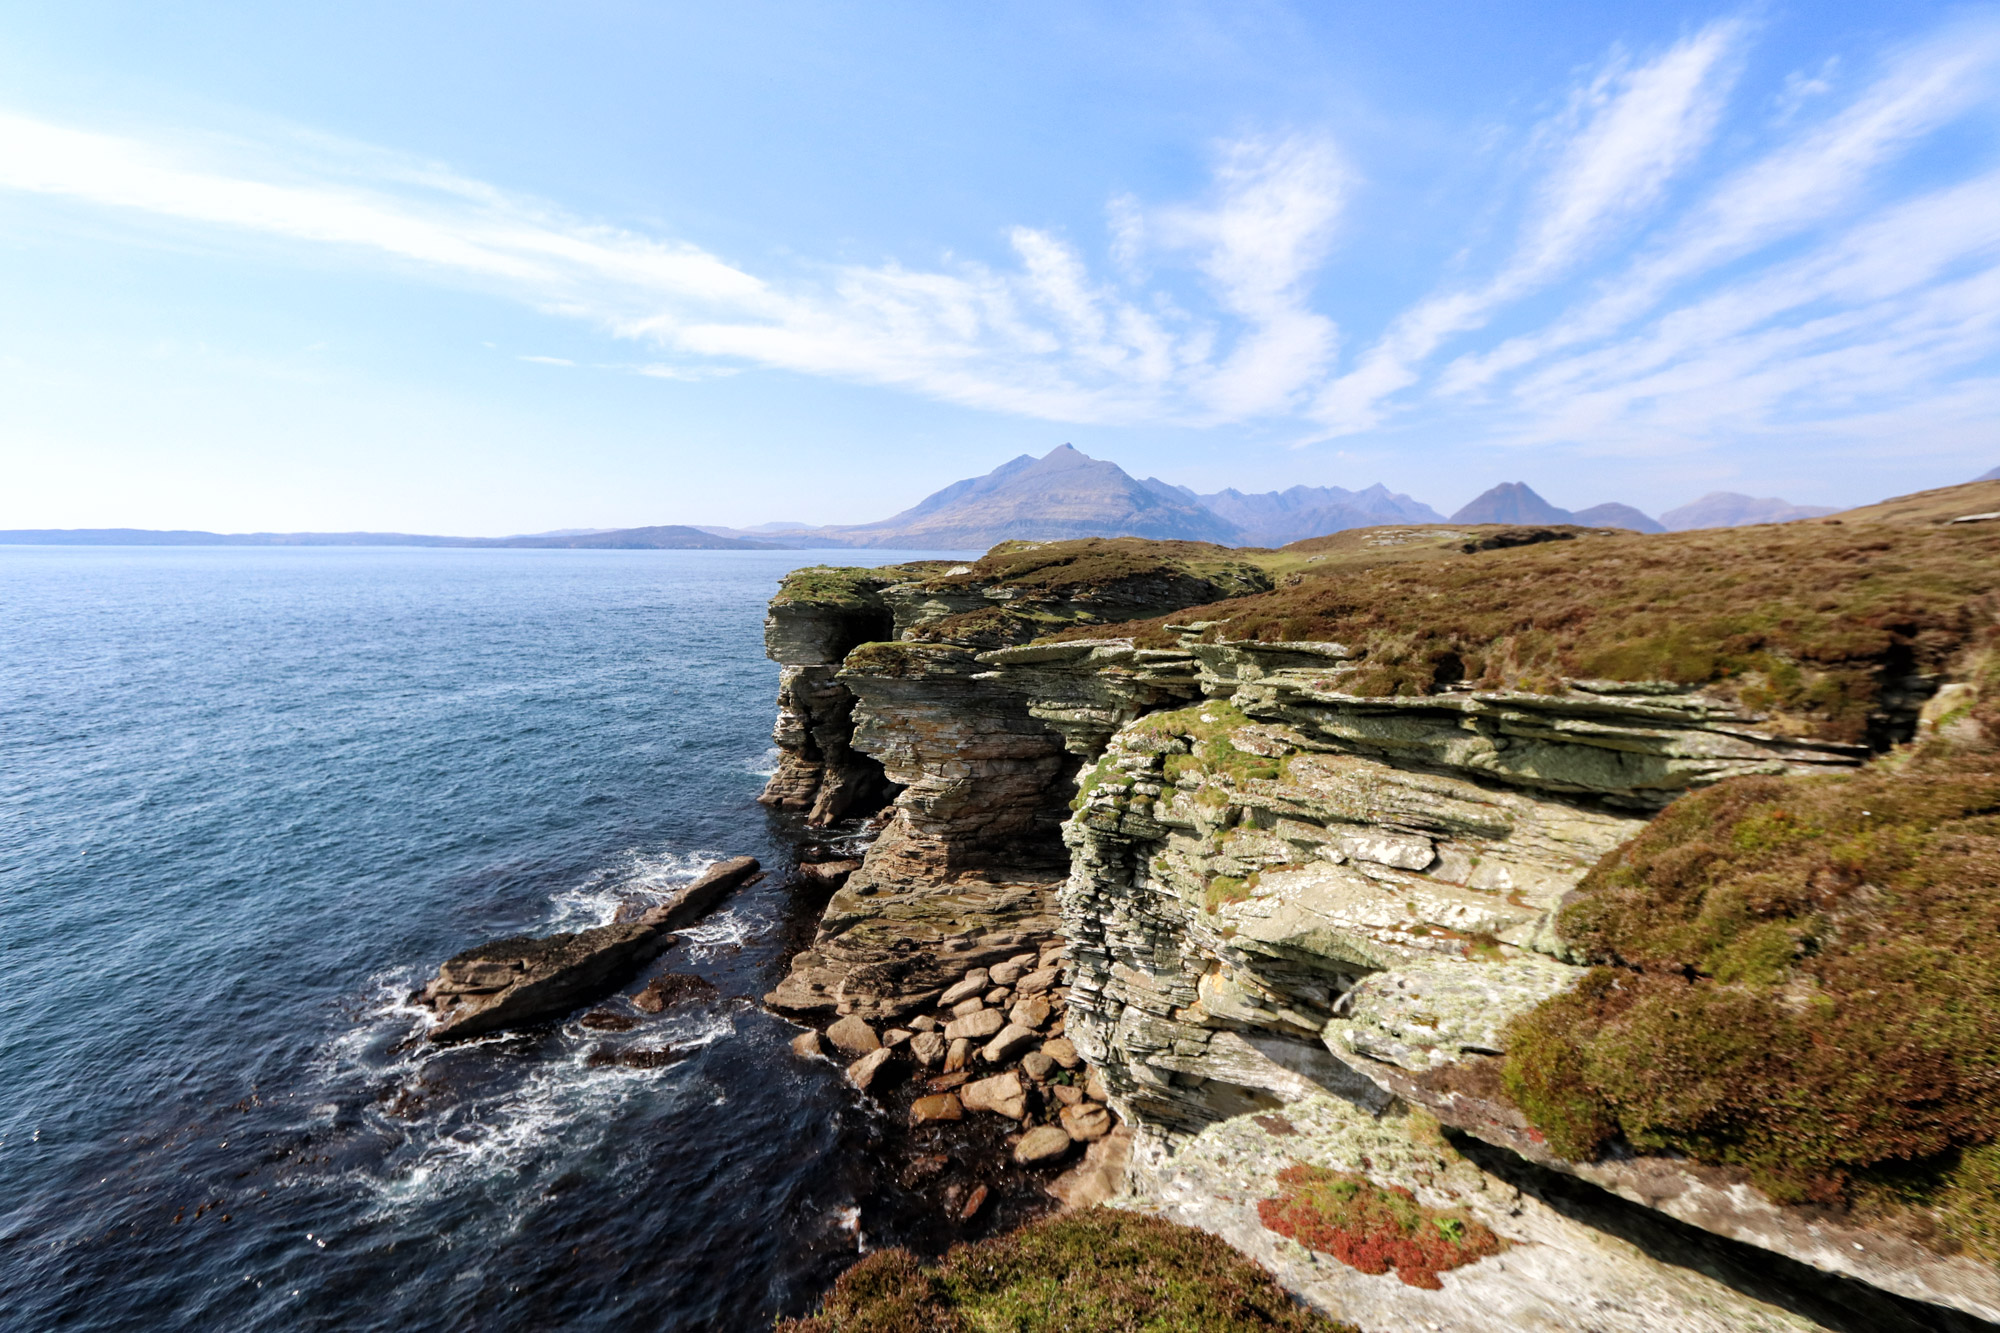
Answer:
[
  {"xmin": 1045, "ymin": 520, "xmax": 2000, "ymax": 743},
  {"xmin": 777, "ymin": 1206, "xmax": 1356, "ymax": 1333},
  {"xmin": 1499, "ymin": 704, "xmax": 2000, "ymax": 1251},
  {"xmin": 771, "ymin": 565, "xmax": 909, "ymax": 610},
  {"xmin": 1257, "ymin": 1163, "xmax": 1502, "ymax": 1290},
  {"xmin": 910, "ymin": 538, "xmax": 1274, "ymax": 601}
]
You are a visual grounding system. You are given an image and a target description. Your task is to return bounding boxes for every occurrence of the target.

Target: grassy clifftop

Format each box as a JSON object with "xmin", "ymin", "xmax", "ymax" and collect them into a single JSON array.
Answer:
[{"xmin": 1047, "ymin": 518, "xmax": 2000, "ymax": 744}]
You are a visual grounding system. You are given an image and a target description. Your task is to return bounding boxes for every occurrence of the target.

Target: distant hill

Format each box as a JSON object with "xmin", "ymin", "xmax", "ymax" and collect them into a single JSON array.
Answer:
[
  {"xmin": 1831, "ymin": 479, "xmax": 2000, "ymax": 526},
  {"xmin": 1448, "ymin": 483, "xmax": 1664, "ymax": 532},
  {"xmin": 1974, "ymin": 466, "xmax": 2000, "ymax": 482},
  {"xmin": 1659, "ymin": 492, "xmax": 1841, "ymax": 531},
  {"xmin": 0, "ymin": 525, "xmax": 776, "ymax": 550},
  {"xmin": 1193, "ymin": 483, "xmax": 1442, "ymax": 546},
  {"xmin": 798, "ymin": 444, "xmax": 1241, "ymax": 548}
]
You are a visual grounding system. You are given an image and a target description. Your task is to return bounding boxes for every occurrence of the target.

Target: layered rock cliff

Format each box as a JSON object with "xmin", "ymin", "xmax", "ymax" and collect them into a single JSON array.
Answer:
[{"xmin": 763, "ymin": 515, "xmax": 2000, "ymax": 1330}]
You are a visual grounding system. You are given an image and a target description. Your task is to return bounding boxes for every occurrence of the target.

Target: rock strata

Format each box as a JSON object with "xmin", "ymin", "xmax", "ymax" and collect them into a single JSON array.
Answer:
[{"xmin": 420, "ymin": 855, "xmax": 758, "ymax": 1041}]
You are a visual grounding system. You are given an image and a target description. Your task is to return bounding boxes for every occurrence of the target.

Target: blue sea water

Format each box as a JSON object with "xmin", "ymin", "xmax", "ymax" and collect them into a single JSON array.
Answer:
[{"xmin": 0, "ymin": 545, "xmax": 965, "ymax": 1332}]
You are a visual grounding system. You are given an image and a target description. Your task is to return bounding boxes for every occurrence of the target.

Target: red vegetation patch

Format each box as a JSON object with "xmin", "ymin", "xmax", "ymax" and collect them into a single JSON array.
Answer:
[{"xmin": 1257, "ymin": 1163, "xmax": 1501, "ymax": 1290}]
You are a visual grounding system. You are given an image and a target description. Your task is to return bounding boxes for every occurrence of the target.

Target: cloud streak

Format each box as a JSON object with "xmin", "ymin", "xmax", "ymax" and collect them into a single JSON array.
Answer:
[{"xmin": 2, "ymin": 10, "xmax": 1999, "ymax": 467}]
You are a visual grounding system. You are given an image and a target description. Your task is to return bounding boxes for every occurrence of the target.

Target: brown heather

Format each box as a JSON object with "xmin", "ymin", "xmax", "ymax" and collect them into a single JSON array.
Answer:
[
  {"xmin": 1049, "ymin": 521, "xmax": 2000, "ymax": 743},
  {"xmin": 1501, "ymin": 719, "xmax": 2000, "ymax": 1254},
  {"xmin": 778, "ymin": 1206, "xmax": 1353, "ymax": 1333}
]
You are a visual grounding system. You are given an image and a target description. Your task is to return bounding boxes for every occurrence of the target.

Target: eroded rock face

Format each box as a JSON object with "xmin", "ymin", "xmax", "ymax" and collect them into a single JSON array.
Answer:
[{"xmin": 1125, "ymin": 1095, "xmax": 1835, "ymax": 1333}]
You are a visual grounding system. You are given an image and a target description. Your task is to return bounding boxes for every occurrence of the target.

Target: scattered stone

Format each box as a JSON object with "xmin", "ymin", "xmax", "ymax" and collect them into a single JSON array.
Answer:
[
  {"xmin": 984, "ymin": 987, "xmax": 1011, "ymax": 1006},
  {"xmin": 961, "ymin": 1072, "xmax": 1027, "ymax": 1119},
  {"xmin": 1084, "ymin": 1066, "xmax": 1110, "ymax": 1102},
  {"xmin": 579, "ymin": 1010, "xmax": 638, "ymax": 1031},
  {"xmin": 991, "ymin": 953, "xmax": 1037, "ymax": 985},
  {"xmin": 1021, "ymin": 1051, "xmax": 1056, "ymax": 1082},
  {"xmin": 981, "ymin": 1023, "xmax": 1039, "ymax": 1065},
  {"xmin": 928, "ymin": 1071, "xmax": 971, "ymax": 1092},
  {"xmin": 1051, "ymin": 1081, "xmax": 1083, "ymax": 1106},
  {"xmin": 1037, "ymin": 943, "xmax": 1064, "ymax": 971},
  {"xmin": 908, "ymin": 1014, "xmax": 939, "ymax": 1033},
  {"xmin": 1041, "ymin": 1037, "xmax": 1080, "ymax": 1069},
  {"xmin": 1060, "ymin": 1102, "xmax": 1112, "ymax": 1142},
  {"xmin": 960, "ymin": 1183, "xmax": 989, "ymax": 1220},
  {"xmin": 910, "ymin": 1031, "xmax": 946, "ymax": 1067},
  {"xmin": 847, "ymin": 1047, "xmax": 896, "ymax": 1092},
  {"xmin": 1013, "ymin": 1125, "xmax": 1074, "ymax": 1165},
  {"xmin": 883, "ymin": 1028, "xmax": 912, "ymax": 1048},
  {"xmin": 939, "ymin": 971, "xmax": 990, "ymax": 1006},
  {"xmin": 910, "ymin": 1093, "xmax": 964, "ymax": 1125},
  {"xmin": 791, "ymin": 1030, "xmax": 824, "ymax": 1058},
  {"xmin": 1009, "ymin": 995, "xmax": 1051, "ymax": 1030},
  {"xmin": 631, "ymin": 971, "xmax": 717, "ymax": 1014},
  {"xmin": 944, "ymin": 1037, "xmax": 971, "ymax": 1073},
  {"xmin": 944, "ymin": 1008, "xmax": 1005, "ymax": 1042},
  {"xmin": 950, "ymin": 996, "xmax": 988, "ymax": 1019},
  {"xmin": 826, "ymin": 1015, "xmax": 881, "ymax": 1054},
  {"xmin": 1015, "ymin": 966, "xmax": 1060, "ymax": 997}
]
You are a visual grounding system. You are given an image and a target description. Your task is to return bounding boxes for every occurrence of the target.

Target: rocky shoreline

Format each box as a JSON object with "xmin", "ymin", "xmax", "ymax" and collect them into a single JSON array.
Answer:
[{"xmin": 752, "ymin": 523, "xmax": 2000, "ymax": 1331}]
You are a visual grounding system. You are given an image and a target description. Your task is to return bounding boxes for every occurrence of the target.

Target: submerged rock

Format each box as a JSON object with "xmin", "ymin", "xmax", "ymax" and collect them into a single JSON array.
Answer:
[{"xmin": 419, "ymin": 856, "xmax": 758, "ymax": 1041}]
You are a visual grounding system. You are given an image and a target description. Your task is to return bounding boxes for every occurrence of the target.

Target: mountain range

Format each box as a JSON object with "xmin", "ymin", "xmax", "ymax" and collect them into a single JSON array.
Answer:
[{"xmin": 7, "ymin": 446, "xmax": 1980, "ymax": 550}]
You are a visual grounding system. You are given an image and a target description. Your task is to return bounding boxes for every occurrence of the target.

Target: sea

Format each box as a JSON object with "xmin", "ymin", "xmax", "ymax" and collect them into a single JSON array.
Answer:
[{"xmin": 0, "ymin": 544, "xmax": 975, "ymax": 1332}]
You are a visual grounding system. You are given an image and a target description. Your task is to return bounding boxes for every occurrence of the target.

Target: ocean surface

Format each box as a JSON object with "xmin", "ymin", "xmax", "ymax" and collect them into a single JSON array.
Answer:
[{"xmin": 0, "ymin": 545, "xmax": 971, "ymax": 1332}]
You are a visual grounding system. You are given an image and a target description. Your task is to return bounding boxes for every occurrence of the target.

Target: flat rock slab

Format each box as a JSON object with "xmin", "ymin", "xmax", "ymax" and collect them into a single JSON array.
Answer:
[
  {"xmin": 421, "ymin": 856, "xmax": 758, "ymax": 1042},
  {"xmin": 826, "ymin": 1014, "xmax": 881, "ymax": 1054},
  {"xmin": 962, "ymin": 1071, "xmax": 1026, "ymax": 1119}
]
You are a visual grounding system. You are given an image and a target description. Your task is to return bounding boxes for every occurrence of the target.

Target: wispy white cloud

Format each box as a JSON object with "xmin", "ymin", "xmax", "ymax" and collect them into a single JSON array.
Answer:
[
  {"xmin": 1313, "ymin": 19, "xmax": 1745, "ymax": 433},
  {"xmin": 2, "ymin": 9, "xmax": 1998, "ymax": 470}
]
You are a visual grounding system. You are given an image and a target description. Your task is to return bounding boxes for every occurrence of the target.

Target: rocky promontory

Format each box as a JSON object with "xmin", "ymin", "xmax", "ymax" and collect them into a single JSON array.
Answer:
[{"xmin": 758, "ymin": 499, "xmax": 2000, "ymax": 1330}]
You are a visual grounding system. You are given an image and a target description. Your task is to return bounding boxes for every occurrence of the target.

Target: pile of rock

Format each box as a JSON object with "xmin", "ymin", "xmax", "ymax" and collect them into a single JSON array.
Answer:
[{"xmin": 790, "ymin": 942, "xmax": 1119, "ymax": 1169}]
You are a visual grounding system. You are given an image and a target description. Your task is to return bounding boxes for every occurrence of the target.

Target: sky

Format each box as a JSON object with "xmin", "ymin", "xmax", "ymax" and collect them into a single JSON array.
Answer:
[{"xmin": 3, "ymin": 2, "xmax": 1999, "ymax": 535}]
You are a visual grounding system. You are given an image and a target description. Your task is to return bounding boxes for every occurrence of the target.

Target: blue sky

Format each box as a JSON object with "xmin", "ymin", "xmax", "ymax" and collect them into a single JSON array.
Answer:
[{"xmin": 3, "ymin": 2, "xmax": 1998, "ymax": 534}]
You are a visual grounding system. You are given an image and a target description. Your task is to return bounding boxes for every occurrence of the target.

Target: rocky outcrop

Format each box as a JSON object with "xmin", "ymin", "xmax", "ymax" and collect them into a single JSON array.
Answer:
[
  {"xmin": 759, "ymin": 526, "xmax": 2000, "ymax": 1327},
  {"xmin": 421, "ymin": 856, "xmax": 758, "ymax": 1040}
]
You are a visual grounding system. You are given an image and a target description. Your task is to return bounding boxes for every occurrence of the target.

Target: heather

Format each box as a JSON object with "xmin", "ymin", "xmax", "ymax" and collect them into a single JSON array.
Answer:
[
  {"xmin": 778, "ymin": 1206, "xmax": 1351, "ymax": 1332},
  {"xmin": 1257, "ymin": 1163, "xmax": 1502, "ymax": 1290}
]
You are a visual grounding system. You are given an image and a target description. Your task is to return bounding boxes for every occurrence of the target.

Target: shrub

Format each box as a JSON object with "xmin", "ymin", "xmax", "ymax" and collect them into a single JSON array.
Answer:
[
  {"xmin": 779, "ymin": 1206, "xmax": 1354, "ymax": 1332},
  {"xmin": 1500, "ymin": 739, "xmax": 2000, "ymax": 1248}
]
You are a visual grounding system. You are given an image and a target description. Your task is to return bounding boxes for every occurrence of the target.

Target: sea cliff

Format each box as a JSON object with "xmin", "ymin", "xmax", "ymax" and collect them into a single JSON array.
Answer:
[{"xmin": 762, "ymin": 513, "xmax": 2000, "ymax": 1331}]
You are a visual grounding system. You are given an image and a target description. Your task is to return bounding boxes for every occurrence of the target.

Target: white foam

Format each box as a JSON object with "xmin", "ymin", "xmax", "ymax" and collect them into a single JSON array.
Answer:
[{"xmin": 545, "ymin": 846, "xmax": 728, "ymax": 929}]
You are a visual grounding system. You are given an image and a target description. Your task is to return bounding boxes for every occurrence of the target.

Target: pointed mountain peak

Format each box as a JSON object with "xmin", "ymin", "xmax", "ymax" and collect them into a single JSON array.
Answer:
[{"xmin": 1450, "ymin": 482, "xmax": 1573, "ymax": 526}]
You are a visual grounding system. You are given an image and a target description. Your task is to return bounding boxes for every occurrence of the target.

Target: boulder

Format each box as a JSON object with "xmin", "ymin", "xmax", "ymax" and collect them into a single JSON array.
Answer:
[
  {"xmin": 797, "ymin": 858, "xmax": 861, "ymax": 887},
  {"xmin": 1013, "ymin": 1125, "xmax": 1073, "ymax": 1165},
  {"xmin": 1015, "ymin": 966, "xmax": 1060, "ymax": 997},
  {"xmin": 944, "ymin": 1008, "xmax": 1005, "ymax": 1042},
  {"xmin": 908, "ymin": 1014, "xmax": 939, "ymax": 1032},
  {"xmin": 950, "ymin": 996, "xmax": 988, "ymax": 1019},
  {"xmin": 826, "ymin": 1015, "xmax": 881, "ymax": 1054},
  {"xmin": 1021, "ymin": 1051, "xmax": 1056, "ymax": 1082},
  {"xmin": 791, "ymin": 1030, "xmax": 824, "ymax": 1058},
  {"xmin": 961, "ymin": 1071, "xmax": 1027, "ymax": 1119},
  {"xmin": 1046, "ymin": 1126, "xmax": 1133, "ymax": 1212},
  {"xmin": 421, "ymin": 856, "xmax": 759, "ymax": 1042},
  {"xmin": 981, "ymin": 1023, "xmax": 1039, "ymax": 1065},
  {"xmin": 984, "ymin": 987, "xmax": 1012, "ymax": 1006},
  {"xmin": 1084, "ymin": 1065, "xmax": 1110, "ymax": 1103},
  {"xmin": 883, "ymin": 1028, "xmax": 912, "ymax": 1048},
  {"xmin": 1050, "ymin": 1081, "xmax": 1082, "ymax": 1106},
  {"xmin": 944, "ymin": 1037, "xmax": 971, "ymax": 1073},
  {"xmin": 1009, "ymin": 995, "xmax": 1051, "ymax": 1030},
  {"xmin": 939, "ymin": 971, "xmax": 990, "ymax": 1006},
  {"xmin": 928, "ymin": 1071, "xmax": 971, "ymax": 1092},
  {"xmin": 847, "ymin": 1047, "xmax": 897, "ymax": 1092},
  {"xmin": 910, "ymin": 1093, "xmax": 963, "ymax": 1125},
  {"xmin": 1060, "ymin": 1102, "xmax": 1112, "ymax": 1141},
  {"xmin": 910, "ymin": 1031, "xmax": 946, "ymax": 1067},
  {"xmin": 991, "ymin": 953, "xmax": 1037, "ymax": 985},
  {"xmin": 630, "ymin": 971, "xmax": 717, "ymax": 1014},
  {"xmin": 1041, "ymin": 1037, "xmax": 1079, "ymax": 1069}
]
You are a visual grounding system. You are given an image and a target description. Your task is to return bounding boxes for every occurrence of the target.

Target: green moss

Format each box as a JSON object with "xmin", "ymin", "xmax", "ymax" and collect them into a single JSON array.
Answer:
[
  {"xmin": 1205, "ymin": 874, "xmax": 1254, "ymax": 913},
  {"xmin": 1500, "ymin": 736, "xmax": 2000, "ymax": 1245},
  {"xmin": 1132, "ymin": 703, "xmax": 1283, "ymax": 789},
  {"xmin": 777, "ymin": 1205, "xmax": 1356, "ymax": 1333},
  {"xmin": 1070, "ymin": 757, "xmax": 1136, "ymax": 812}
]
